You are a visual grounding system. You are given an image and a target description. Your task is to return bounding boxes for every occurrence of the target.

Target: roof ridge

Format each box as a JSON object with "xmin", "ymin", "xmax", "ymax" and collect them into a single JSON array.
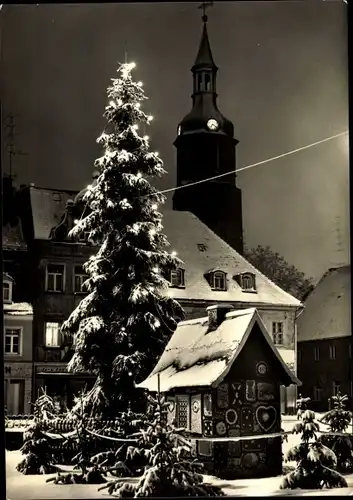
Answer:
[{"xmin": 30, "ymin": 185, "xmax": 79, "ymax": 194}]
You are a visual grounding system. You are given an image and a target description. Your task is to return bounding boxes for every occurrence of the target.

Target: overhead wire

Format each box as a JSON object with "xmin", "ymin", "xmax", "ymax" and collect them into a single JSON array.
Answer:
[
  {"xmin": 78, "ymin": 129, "xmax": 348, "ymax": 221},
  {"xmin": 157, "ymin": 130, "xmax": 349, "ymax": 196}
]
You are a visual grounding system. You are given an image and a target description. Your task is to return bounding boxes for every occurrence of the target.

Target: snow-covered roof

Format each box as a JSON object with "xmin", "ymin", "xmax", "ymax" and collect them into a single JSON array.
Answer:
[
  {"xmin": 297, "ymin": 265, "xmax": 351, "ymax": 342},
  {"xmin": 28, "ymin": 186, "xmax": 301, "ymax": 308},
  {"xmin": 162, "ymin": 210, "xmax": 301, "ymax": 308},
  {"xmin": 2, "ymin": 221, "xmax": 27, "ymax": 251},
  {"xmin": 29, "ymin": 186, "xmax": 76, "ymax": 240},
  {"xmin": 3, "ymin": 272, "xmax": 14, "ymax": 282},
  {"xmin": 137, "ymin": 307, "xmax": 301, "ymax": 392},
  {"xmin": 277, "ymin": 347, "xmax": 295, "ymax": 372},
  {"xmin": 4, "ymin": 302, "xmax": 33, "ymax": 316}
]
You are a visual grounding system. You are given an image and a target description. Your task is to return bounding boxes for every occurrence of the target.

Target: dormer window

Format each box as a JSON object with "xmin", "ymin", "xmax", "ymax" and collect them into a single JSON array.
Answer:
[
  {"xmin": 234, "ymin": 272, "xmax": 256, "ymax": 292},
  {"xmin": 3, "ymin": 280, "xmax": 13, "ymax": 303},
  {"xmin": 169, "ymin": 268, "xmax": 185, "ymax": 288},
  {"xmin": 205, "ymin": 270, "xmax": 227, "ymax": 291}
]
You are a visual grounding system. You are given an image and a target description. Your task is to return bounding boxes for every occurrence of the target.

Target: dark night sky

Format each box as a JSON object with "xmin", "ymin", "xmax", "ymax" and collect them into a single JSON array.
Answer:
[{"xmin": 1, "ymin": 1, "xmax": 349, "ymax": 282}]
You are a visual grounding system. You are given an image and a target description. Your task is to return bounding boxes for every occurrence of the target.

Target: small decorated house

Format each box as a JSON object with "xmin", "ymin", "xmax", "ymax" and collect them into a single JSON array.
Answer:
[{"xmin": 138, "ymin": 305, "xmax": 301, "ymax": 479}]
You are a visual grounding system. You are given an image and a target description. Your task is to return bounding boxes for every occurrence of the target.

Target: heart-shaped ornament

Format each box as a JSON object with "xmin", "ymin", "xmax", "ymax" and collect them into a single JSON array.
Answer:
[{"xmin": 255, "ymin": 405, "xmax": 277, "ymax": 432}]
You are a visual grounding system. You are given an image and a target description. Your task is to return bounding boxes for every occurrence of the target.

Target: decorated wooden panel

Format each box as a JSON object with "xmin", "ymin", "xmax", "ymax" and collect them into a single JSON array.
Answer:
[
  {"xmin": 216, "ymin": 383, "xmax": 229, "ymax": 408},
  {"xmin": 203, "ymin": 419, "xmax": 213, "ymax": 436},
  {"xmin": 198, "ymin": 440, "xmax": 213, "ymax": 457},
  {"xmin": 166, "ymin": 397, "xmax": 176, "ymax": 426},
  {"xmin": 225, "ymin": 408, "xmax": 239, "ymax": 428},
  {"xmin": 176, "ymin": 395, "xmax": 190, "ymax": 430},
  {"xmin": 203, "ymin": 393, "xmax": 212, "ymax": 417},
  {"xmin": 255, "ymin": 405, "xmax": 277, "ymax": 433},
  {"xmin": 245, "ymin": 380, "xmax": 256, "ymax": 402},
  {"xmin": 230, "ymin": 382, "xmax": 244, "ymax": 406},
  {"xmin": 242, "ymin": 438, "xmax": 265, "ymax": 452},
  {"xmin": 257, "ymin": 382, "xmax": 275, "ymax": 401},
  {"xmin": 190, "ymin": 394, "xmax": 202, "ymax": 434},
  {"xmin": 214, "ymin": 419, "xmax": 227, "ymax": 437},
  {"xmin": 240, "ymin": 406, "xmax": 254, "ymax": 432}
]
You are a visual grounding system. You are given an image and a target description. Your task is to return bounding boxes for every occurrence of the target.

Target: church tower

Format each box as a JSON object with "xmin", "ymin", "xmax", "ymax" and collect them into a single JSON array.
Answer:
[{"xmin": 173, "ymin": 10, "xmax": 243, "ymax": 254}]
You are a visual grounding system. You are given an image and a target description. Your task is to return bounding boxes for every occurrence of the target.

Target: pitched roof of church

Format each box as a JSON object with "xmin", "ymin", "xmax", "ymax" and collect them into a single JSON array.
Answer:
[
  {"xmin": 137, "ymin": 307, "xmax": 301, "ymax": 392},
  {"xmin": 297, "ymin": 265, "xmax": 350, "ymax": 342},
  {"xmin": 26, "ymin": 185, "xmax": 301, "ymax": 308}
]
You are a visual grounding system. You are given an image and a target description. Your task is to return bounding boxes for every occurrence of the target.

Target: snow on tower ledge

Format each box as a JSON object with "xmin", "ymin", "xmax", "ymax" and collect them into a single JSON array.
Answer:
[{"xmin": 137, "ymin": 307, "xmax": 301, "ymax": 393}]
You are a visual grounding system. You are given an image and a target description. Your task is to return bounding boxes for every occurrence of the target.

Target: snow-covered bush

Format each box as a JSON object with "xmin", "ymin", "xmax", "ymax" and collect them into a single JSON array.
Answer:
[
  {"xmin": 319, "ymin": 393, "xmax": 353, "ymax": 472},
  {"xmin": 17, "ymin": 389, "xmax": 59, "ymax": 474},
  {"xmin": 99, "ymin": 389, "xmax": 224, "ymax": 497},
  {"xmin": 280, "ymin": 397, "xmax": 348, "ymax": 490}
]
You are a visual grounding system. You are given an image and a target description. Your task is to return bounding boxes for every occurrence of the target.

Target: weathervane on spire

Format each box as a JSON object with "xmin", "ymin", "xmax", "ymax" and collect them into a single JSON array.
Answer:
[{"xmin": 198, "ymin": 1, "xmax": 214, "ymax": 23}]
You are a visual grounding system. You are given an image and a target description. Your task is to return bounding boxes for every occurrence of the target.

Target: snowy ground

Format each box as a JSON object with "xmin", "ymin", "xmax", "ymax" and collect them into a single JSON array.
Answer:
[{"xmin": 5, "ymin": 415, "xmax": 353, "ymax": 498}]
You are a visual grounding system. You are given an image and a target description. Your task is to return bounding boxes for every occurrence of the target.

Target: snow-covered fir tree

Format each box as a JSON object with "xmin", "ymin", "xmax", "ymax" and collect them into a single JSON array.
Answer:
[
  {"xmin": 61, "ymin": 62, "xmax": 184, "ymax": 419},
  {"xmin": 280, "ymin": 397, "xmax": 348, "ymax": 490},
  {"xmin": 319, "ymin": 393, "xmax": 353, "ymax": 472}
]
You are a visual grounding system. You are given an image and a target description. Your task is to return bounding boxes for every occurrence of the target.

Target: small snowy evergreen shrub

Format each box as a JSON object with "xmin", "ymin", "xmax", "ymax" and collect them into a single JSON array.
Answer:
[
  {"xmin": 99, "ymin": 390, "xmax": 224, "ymax": 497},
  {"xmin": 319, "ymin": 393, "xmax": 353, "ymax": 472},
  {"xmin": 17, "ymin": 390, "xmax": 59, "ymax": 474},
  {"xmin": 280, "ymin": 397, "xmax": 348, "ymax": 490}
]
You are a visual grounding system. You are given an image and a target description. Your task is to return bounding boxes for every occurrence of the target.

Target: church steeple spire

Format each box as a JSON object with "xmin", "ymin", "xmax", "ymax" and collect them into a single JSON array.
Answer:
[
  {"xmin": 173, "ymin": 1, "xmax": 243, "ymax": 255},
  {"xmin": 192, "ymin": 3, "xmax": 218, "ymax": 97},
  {"xmin": 192, "ymin": 12, "xmax": 217, "ymax": 71}
]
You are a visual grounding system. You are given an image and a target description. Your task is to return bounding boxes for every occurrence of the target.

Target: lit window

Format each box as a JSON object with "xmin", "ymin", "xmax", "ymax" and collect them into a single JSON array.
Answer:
[
  {"xmin": 213, "ymin": 271, "xmax": 227, "ymax": 291},
  {"xmin": 314, "ymin": 346, "xmax": 320, "ymax": 361},
  {"xmin": 5, "ymin": 328, "xmax": 21, "ymax": 355},
  {"xmin": 169, "ymin": 268, "xmax": 185, "ymax": 288},
  {"xmin": 46, "ymin": 264, "xmax": 65, "ymax": 292},
  {"xmin": 74, "ymin": 265, "xmax": 88, "ymax": 293},
  {"xmin": 332, "ymin": 381, "xmax": 340, "ymax": 396},
  {"xmin": 313, "ymin": 386, "xmax": 323, "ymax": 401},
  {"xmin": 329, "ymin": 344, "xmax": 336, "ymax": 360},
  {"xmin": 45, "ymin": 322, "xmax": 61, "ymax": 347},
  {"xmin": 272, "ymin": 322, "xmax": 283, "ymax": 344},
  {"xmin": 3, "ymin": 281, "xmax": 12, "ymax": 303}
]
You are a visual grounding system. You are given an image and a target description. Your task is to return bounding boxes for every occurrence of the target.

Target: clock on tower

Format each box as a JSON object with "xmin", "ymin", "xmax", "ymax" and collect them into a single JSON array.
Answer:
[{"xmin": 173, "ymin": 8, "xmax": 243, "ymax": 255}]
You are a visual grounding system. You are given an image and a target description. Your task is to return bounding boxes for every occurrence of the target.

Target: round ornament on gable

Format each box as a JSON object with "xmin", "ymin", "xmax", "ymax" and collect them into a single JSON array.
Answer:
[{"xmin": 256, "ymin": 362, "xmax": 268, "ymax": 376}]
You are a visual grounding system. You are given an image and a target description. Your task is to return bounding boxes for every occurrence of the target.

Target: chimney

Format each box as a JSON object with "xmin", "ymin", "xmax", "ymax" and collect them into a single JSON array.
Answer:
[{"xmin": 206, "ymin": 304, "xmax": 234, "ymax": 332}]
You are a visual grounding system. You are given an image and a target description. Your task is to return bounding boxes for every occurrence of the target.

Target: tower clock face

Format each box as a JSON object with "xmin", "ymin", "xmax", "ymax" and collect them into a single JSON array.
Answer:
[{"xmin": 207, "ymin": 118, "xmax": 219, "ymax": 131}]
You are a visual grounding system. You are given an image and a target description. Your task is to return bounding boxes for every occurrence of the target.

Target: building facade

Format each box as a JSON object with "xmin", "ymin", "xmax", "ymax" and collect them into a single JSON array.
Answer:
[
  {"xmin": 3, "ymin": 276, "xmax": 33, "ymax": 415},
  {"xmin": 12, "ymin": 184, "xmax": 301, "ymax": 413},
  {"xmin": 3, "ymin": 178, "xmax": 33, "ymax": 414},
  {"xmin": 297, "ymin": 265, "xmax": 352, "ymax": 411}
]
